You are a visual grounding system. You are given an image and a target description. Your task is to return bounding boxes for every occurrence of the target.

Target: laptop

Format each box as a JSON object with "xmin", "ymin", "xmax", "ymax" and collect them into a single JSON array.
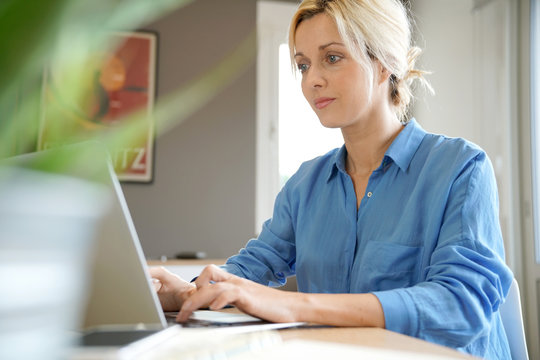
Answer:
[
  {"xmin": 2, "ymin": 143, "xmax": 167, "ymax": 331},
  {"xmin": 3, "ymin": 143, "xmax": 303, "ymax": 352}
]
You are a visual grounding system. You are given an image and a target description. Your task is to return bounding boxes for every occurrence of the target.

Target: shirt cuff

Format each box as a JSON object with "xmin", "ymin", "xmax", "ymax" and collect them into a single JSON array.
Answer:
[
  {"xmin": 373, "ymin": 288, "xmax": 418, "ymax": 337},
  {"xmin": 219, "ymin": 263, "xmax": 243, "ymax": 277}
]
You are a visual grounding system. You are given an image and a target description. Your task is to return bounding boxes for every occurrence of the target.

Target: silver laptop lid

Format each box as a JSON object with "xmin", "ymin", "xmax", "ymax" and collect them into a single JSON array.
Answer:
[
  {"xmin": 83, "ymin": 150, "xmax": 166, "ymax": 330},
  {"xmin": 2, "ymin": 143, "xmax": 167, "ymax": 331}
]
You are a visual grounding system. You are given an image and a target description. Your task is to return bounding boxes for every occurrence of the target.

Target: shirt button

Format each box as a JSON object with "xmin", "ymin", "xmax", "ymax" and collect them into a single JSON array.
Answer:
[{"xmin": 367, "ymin": 192, "xmax": 372, "ymax": 198}]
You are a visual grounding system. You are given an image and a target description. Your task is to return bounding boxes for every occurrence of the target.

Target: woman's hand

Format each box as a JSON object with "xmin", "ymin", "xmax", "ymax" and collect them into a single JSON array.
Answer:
[
  {"xmin": 177, "ymin": 264, "xmax": 300, "ymax": 323},
  {"xmin": 153, "ymin": 264, "xmax": 385, "ymax": 327},
  {"xmin": 148, "ymin": 266, "xmax": 197, "ymax": 312}
]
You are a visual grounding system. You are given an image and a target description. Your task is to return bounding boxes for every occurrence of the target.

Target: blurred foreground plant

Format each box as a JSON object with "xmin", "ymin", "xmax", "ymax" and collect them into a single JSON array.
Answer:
[{"xmin": 0, "ymin": 0, "xmax": 256, "ymax": 177}]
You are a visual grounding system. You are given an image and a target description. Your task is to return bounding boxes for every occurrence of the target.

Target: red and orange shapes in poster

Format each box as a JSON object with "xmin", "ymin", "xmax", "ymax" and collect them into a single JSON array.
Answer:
[{"xmin": 39, "ymin": 31, "xmax": 157, "ymax": 182}]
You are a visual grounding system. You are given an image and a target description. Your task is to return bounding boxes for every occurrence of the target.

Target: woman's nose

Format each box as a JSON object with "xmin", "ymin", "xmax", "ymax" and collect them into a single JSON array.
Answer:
[{"xmin": 304, "ymin": 65, "xmax": 326, "ymax": 88}]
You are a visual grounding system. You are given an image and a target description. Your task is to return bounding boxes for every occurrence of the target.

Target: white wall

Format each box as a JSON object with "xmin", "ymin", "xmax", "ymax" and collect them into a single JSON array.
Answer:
[
  {"xmin": 412, "ymin": 1, "xmax": 536, "ymax": 354},
  {"xmin": 411, "ymin": 0, "xmax": 520, "ymax": 277},
  {"xmin": 411, "ymin": 0, "xmax": 477, "ymax": 141}
]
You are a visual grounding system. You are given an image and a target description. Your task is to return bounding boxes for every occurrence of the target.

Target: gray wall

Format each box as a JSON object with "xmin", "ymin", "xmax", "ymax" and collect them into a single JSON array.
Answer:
[
  {"xmin": 122, "ymin": 0, "xmax": 258, "ymax": 259},
  {"xmin": 410, "ymin": 0, "xmax": 475, "ymax": 140}
]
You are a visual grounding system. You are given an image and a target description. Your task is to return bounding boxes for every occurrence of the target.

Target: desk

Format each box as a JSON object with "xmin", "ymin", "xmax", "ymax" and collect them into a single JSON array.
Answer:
[
  {"xmin": 204, "ymin": 307, "xmax": 475, "ymax": 359},
  {"xmin": 279, "ymin": 327, "xmax": 475, "ymax": 359},
  {"xmin": 147, "ymin": 259, "xmax": 476, "ymax": 359}
]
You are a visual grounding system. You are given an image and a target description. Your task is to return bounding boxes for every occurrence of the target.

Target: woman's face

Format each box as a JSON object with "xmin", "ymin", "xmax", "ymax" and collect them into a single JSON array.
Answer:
[{"xmin": 294, "ymin": 13, "xmax": 382, "ymax": 130}]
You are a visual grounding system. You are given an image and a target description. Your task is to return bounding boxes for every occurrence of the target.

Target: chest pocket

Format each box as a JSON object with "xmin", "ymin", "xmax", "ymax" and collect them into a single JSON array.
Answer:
[{"xmin": 354, "ymin": 241, "xmax": 423, "ymax": 292}]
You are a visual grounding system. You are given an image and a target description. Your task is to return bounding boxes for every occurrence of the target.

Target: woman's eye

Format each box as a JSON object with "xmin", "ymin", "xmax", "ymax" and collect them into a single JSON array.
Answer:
[
  {"xmin": 297, "ymin": 63, "xmax": 309, "ymax": 73},
  {"xmin": 327, "ymin": 55, "xmax": 341, "ymax": 64}
]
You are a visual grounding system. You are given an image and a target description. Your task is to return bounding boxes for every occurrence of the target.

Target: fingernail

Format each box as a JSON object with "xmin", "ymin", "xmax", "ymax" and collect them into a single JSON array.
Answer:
[{"xmin": 151, "ymin": 278, "xmax": 161, "ymax": 291}]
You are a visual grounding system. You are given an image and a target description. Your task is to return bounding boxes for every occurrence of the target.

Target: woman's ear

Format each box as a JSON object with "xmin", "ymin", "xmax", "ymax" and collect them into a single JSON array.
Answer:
[{"xmin": 375, "ymin": 61, "xmax": 391, "ymax": 85}]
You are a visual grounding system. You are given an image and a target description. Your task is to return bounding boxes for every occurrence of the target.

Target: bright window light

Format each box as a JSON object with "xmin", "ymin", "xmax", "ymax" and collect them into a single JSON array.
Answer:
[
  {"xmin": 532, "ymin": 0, "xmax": 540, "ymax": 263},
  {"xmin": 278, "ymin": 44, "xmax": 343, "ymax": 186}
]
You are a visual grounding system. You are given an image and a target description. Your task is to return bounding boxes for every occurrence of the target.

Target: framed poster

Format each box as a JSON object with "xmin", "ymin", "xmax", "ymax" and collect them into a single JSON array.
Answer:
[{"xmin": 38, "ymin": 31, "xmax": 157, "ymax": 182}]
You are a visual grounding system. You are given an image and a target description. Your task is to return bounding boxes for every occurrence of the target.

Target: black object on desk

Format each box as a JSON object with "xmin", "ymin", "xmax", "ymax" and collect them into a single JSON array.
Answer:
[
  {"xmin": 80, "ymin": 330, "xmax": 159, "ymax": 347},
  {"xmin": 175, "ymin": 251, "xmax": 207, "ymax": 259}
]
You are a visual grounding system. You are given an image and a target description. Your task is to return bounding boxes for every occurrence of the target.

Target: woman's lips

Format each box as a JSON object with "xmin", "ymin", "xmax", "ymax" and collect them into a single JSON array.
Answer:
[{"xmin": 314, "ymin": 97, "xmax": 335, "ymax": 109}]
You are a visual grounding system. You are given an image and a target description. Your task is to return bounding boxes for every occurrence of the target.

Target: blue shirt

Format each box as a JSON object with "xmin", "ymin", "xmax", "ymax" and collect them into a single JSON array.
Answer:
[{"xmin": 223, "ymin": 119, "xmax": 513, "ymax": 359}]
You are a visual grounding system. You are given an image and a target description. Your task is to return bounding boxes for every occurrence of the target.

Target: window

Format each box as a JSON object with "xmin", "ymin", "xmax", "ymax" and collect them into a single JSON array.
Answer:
[
  {"xmin": 256, "ymin": 1, "xmax": 341, "ymax": 231},
  {"xmin": 531, "ymin": 0, "xmax": 540, "ymax": 263},
  {"xmin": 278, "ymin": 44, "xmax": 343, "ymax": 186},
  {"xmin": 522, "ymin": 0, "xmax": 540, "ymax": 356}
]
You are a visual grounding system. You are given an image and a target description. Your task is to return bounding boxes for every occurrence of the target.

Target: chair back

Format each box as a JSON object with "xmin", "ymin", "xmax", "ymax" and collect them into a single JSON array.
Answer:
[{"xmin": 500, "ymin": 278, "xmax": 529, "ymax": 360}]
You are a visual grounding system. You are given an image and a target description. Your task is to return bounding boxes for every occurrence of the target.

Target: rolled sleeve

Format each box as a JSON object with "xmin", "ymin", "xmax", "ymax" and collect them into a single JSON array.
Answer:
[{"xmin": 373, "ymin": 288, "xmax": 417, "ymax": 336}]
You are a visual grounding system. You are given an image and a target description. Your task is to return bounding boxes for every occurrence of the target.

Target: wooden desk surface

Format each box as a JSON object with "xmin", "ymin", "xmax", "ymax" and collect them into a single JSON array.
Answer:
[
  {"xmin": 279, "ymin": 327, "xmax": 475, "ymax": 359},
  {"xmin": 148, "ymin": 259, "xmax": 476, "ymax": 359}
]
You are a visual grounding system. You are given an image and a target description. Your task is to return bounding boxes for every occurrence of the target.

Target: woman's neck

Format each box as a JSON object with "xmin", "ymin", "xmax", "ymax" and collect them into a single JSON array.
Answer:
[{"xmin": 342, "ymin": 113, "xmax": 403, "ymax": 177}]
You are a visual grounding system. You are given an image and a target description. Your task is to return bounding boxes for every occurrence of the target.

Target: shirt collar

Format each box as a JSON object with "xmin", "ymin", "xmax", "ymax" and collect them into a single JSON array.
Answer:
[
  {"xmin": 385, "ymin": 118, "xmax": 426, "ymax": 172},
  {"xmin": 326, "ymin": 118, "xmax": 426, "ymax": 182}
]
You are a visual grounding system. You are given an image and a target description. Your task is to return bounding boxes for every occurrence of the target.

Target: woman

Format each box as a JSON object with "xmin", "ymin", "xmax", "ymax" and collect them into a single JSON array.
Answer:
[{"xmin": 151, "ymin": 0, "xmax": 513, "ymax": 358}]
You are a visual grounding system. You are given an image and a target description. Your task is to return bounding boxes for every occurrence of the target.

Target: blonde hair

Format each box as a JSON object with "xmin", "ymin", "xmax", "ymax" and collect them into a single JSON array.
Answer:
[{"xmin": 289, "ymin": 0, "xmax": 432, "ymax": 121}]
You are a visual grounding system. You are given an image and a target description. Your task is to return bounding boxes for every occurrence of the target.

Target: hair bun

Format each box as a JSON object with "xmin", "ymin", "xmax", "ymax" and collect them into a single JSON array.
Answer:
[{"xmin": 390, "ymin": 47, "xmax": 433, "ymax": 119}]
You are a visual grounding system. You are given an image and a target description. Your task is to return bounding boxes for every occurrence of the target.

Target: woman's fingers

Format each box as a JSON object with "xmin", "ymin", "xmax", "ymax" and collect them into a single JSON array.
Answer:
[
  {"xmin": 176, "ymin": 271, "xmax": 300, "ymax": 324},
  {"xmin": 177, "ymin": 280, "xmax": 240, "ymax": 322},
  {"xmin": 152, "ymin": 278, "xmax": 163, "ymax": 292},
  {"xmin": 194, "ymin": 264, "xmax": 231, "ymax": 289},
  {"xmin": 149, "ymin": 266, "xmax": 181, "ymax": 286},
  {"xmin": 148, "ymin": 266, "xmax": 196, "ymax": 311},
  {"xmin": 148, "ymin": 265, "xmax": 168, "ymax": 279},
  {"xmin": 209, "ymin": 287, "xmax": 237, "ymax": 310},
  {"xmin": 167, "ymin": 265, "xmax": 298, "ymax": 324}
]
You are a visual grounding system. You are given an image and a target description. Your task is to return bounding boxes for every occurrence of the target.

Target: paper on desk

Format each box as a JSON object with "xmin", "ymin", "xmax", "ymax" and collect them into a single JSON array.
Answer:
[
  {"xmin": 190, "ymin": 310, "xmax": 261, "ymax": 323},
  {"xmin": 189, "ymin": 310, "xmax": 306, "ymax": 332}
]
